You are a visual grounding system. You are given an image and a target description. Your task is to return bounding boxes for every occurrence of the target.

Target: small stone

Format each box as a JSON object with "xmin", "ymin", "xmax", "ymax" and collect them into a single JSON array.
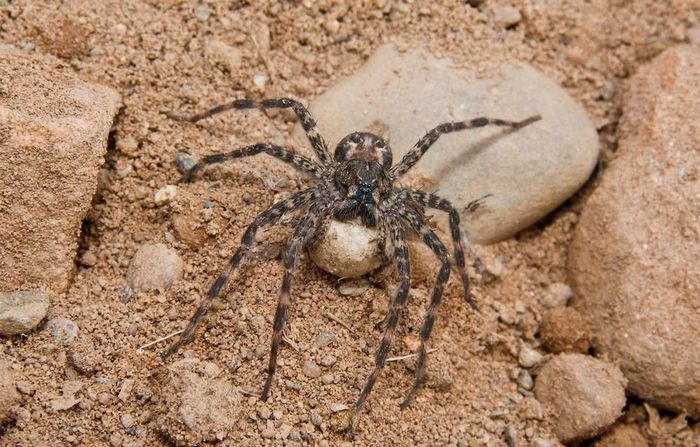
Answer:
[
  {"xmin": 171, "ymin": 213, "xmax": 207, "ymax": 248},
  {"xmin": 0, "ymin": 360, "xmax": 20, "ymax": 424},
  {"xmin": 516, "ymin": 370, "xmax": 533, "ymax": 390},
  {"xmin": 302, "ymin": 360, "xmax": 322, "ymax": 379},
  {"xmin": 279, "ymin": 423, "xmax": 293, "ymax": 439},
  {"xmin": 154, "ymin": 185, "xmax": 177, "ymax": 206},
  {"xmin": 320, "ymin": 355, "xmax": 337, "ymax": 367},
  {"xmin": 518, "ymin": 345, "xmax": 543, "ymax": 368},
  {"xmin": 257, "ymin": 406, "xmax": 271, "ymax": 420},
  {"xmin": 156, "ymin": 359, "xmax": 241, "ymax": 445},
  {"xmin": 253, "ymin": 74, "xmax": 267, "ymax": 89},
  {"xmin": 205, "ymin": 40, "xmax": 241, "ymax": 73},
  {"xmin": 120, "ymin": 413, "xmax": 135, "ymax": 429},
  {"xmin": 174, "ymin": 153, "xmax": 196, "ymax": 175},
  {"xmin": 311, "ymin": 330, "xmax": 336, "ymax": 350},
  {"xmin": 542, "ymin": 282, "xmax": 573, "ymax": 308},
  {"xmin": 308, "ymin": 220, "xmax": 385, "ymax": 278},
  {"xmin": 539, "ymin": 307, "xmax": 590, "ymax": 354},
  {"xmin": 194, "ymin": 3, "xmax": 210, "ymax": 21},
  {"xmin": 127, "ymin": 243, "xmax": 183, "ymax": 291},
  {"xmin": 534, "ymin": 353, "xmax": 627, "ymax": 442},
  {"xmin": 0, "ymin": 290, "xmax": 49, "ymax": 335},
  {"xmin": 310, "ymin": 411, "xmax": 322, "ymax": 427},
  {"xmin": 320, "ymin": 374, "xmax": 334, "ymax": 385},
  {"xmin": 329, "ymin": 403, "xmax": 348, "ymax": 413},
  {"xmin": 51, "ymin": 396, "xmax": 80, "ymax": 411},
  {"xmin": 79, "ymin": 251, "xmax": 98, "ymax": 267},
  {"xmin": 493, "ymin": 5, "xmax": 522, "ymax": 27},
  {"xmin": 260, "ymin": 427, "xmax": 275, "ymax": 439},
  {"xmin": 532, "ymin": 439, "xmax": 555, "ymax": 447},
  {"xmin": 16, "ymin": 380, "xmax": 35, "ymax": 396},
  {"xmin": 117, "ymin": 136, "xmax": 139, "ymax": 156},
  {"xmin": 46, "ymin": 317, "xmax": 79, "ymax": 345},
  {"xmin": 337, "ymin": 278, "xmax": 371, "ymax": 296}
]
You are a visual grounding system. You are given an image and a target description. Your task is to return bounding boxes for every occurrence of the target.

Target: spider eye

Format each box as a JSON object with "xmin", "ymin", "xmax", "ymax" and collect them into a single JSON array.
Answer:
[
  {"xmin": 349, "ymin": 134, "xmax": 361, "ymax": 143},
  {"xmin": 376, "ymin": 140, "xmax": 386, "ymax": 149}
]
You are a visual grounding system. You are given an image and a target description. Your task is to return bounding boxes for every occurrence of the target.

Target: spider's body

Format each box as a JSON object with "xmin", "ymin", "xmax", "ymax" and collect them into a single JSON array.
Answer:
[{"xmin": 163, "ymin": 98, "xmax": 539, "ymax": 437}]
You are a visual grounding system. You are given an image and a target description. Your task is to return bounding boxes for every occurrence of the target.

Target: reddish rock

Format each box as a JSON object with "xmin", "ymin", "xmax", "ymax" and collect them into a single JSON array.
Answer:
[
  {"xmin": 534, "ymin": 353, "xmax": 627, "ymax": 443},
  {"xmin": 539, "ymin": 307, "xmax": 590, "ymax": 354},
  {"xmin": 568, "ymin": 46, "xmax": 700, "ymax": 417},
  {"xmin": 0, "ymin": 44, "xmax": 120, "ymax": 295}
]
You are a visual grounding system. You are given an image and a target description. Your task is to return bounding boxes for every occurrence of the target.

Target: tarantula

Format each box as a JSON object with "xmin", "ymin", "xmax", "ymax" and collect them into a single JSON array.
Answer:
[{"xmin": 162, "ymin": 97, "xmax": 539, "ymax": 436}]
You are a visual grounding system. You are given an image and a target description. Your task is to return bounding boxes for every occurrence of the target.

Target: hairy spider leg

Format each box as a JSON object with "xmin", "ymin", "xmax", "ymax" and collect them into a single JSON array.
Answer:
[
  {"xmin": 179, "ymin": 142, "xmax": 323, "ymax": 182},
  {"xmin": 167, "ymin": 97, "xmax": 333, "ymax": 164},
  {"xmin": 390, "ymin": 114, "xmax": 541, "ymax": 178},
  {"xmin": 262, "ymin": 201, "xmax": 331, "ymax": 400},
  {"xmin": 345, "ymin": 216, "xmax": 411, "ymax": 438},
  {"xmin": 162, "ymin": 188, "xmax": 320, "ymax": 359}
]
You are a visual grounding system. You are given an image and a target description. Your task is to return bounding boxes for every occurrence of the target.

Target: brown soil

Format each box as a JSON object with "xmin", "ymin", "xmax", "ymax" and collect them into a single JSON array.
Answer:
[{"xmin": 1, "ymin": 1, "xmax": 698, "ymax": 446}]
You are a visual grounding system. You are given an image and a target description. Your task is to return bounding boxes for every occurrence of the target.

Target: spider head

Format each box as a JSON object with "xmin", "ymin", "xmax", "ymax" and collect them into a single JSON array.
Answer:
[{"xmin": 334, "ymin": 132, "xmax": 392, "ymax": 167}]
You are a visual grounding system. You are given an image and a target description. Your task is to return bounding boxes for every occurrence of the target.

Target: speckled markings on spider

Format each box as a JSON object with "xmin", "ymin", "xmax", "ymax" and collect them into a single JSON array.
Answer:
[{"xmin": 162, "ymin": 97, "xmax": 540, "ymax": 437}]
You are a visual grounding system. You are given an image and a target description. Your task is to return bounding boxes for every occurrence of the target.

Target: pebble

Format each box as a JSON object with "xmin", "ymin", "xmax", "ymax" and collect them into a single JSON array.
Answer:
[
  {"xmin": 541, "ymin": 282, "xmax": 573, "ymax": 308},
  {"xmin": 46, "ymin": 317, "xmax": 79, "ymax": 345},
  {"xmin": 0, "ymin": 360, "xmax": 20, "ymax": 423},
  {"xmin": 311, "ymin": 330, "xmax": 336, "ymax": 350},
  {"xmin": 297, "ymin": 44, "xmax": 599, "ymax": 244},
  {"xmin": 310, "ymin": 411, "xmax": 322, "ymax": 427},
  {"xmin": 116, "ymin": 135, "xmax": 138, "ymax": 156},
  {"xmin": 0, "ymin": 290, "xmax": 49, "ymax": 335},
  {"xmin": 568, "ymin": 46, "xmax": 700, "ymax": 418},
  {"xmin": 157, "ymin": 359, "xmax": 241, "ymax": 445},
  {"xmin": 126, "ymin": 243, "xmax": 184, "ymax": 290},
  {"xmin": 337, "ymin": 277, "xmax": 371, "ymax": 296},
  {"xmin": 174, "ymin": 152, "xmax": 196, "ymax": 175},
  {"xmin": 302, "ymin": 360, "xmax": 322, "ymax": 378},
  {"xmin": 319, "ymin": 355, "xmax": 337, "ymax": 367},
  {"xmin": 516, "ymin": 370, "xmax": 533, "ymax": 390},
  {"xmin": 518, "ymin": 345, "xmax": 543, "ymax": 368},
  {"xmin": 329, "ymin": 403, "xmax": 348, "ymax": 413},
  {"xmin": 194, "ymin": 3, "xmax": 210, "ymax": 21},
  {"xmin": 493, "ymin": 6, "xmax": 522, "ymax": 27},
  {"xmin": 534, "ymin": 353, "xmax": 626, "ymax": 442},
  {"xmin": 257, "ymin": 406, "xmax": 271, "ymax": 420},
  {"xmin": 154, "ymin": 184, "xmax": 177, "ymax": 206},
  {"xmin": 120, "ymin": 413, "xmax": 135, "ymax": 429}
]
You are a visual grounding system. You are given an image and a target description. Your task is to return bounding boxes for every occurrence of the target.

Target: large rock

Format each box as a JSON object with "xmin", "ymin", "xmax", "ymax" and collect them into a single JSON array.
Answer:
[
  {"xmin": 534, "ymin": 353, "xmax": 627, "ymax": 443},
  {"xmin": 568, "ymin": 46, "xmax": 700, "ymax": 417},
  {"xmin": 295, "ymin": 44, "xmax": 598, "ymax": 243},
  {"xmin": 0, "ymin": 44, "xmax": 120, "ymax": 295}
]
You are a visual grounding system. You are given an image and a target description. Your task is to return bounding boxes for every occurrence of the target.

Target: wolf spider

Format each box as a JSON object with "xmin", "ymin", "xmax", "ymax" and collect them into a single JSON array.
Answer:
[{"xmin": 162, "ymin": 97, "xmax": 539, "ymax": 437}]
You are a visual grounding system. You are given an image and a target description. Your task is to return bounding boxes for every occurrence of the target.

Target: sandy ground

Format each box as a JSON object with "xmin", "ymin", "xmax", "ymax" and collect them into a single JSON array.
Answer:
[{"xmin": 1, "ymin": 1, "xmax": 699, "ymax": 446}]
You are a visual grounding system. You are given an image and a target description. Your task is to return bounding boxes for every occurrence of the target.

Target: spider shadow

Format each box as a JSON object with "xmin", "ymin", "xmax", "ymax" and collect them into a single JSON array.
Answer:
[{"xmin": 431, "ymin": 127, "xmax": 525, "ymax": 181}]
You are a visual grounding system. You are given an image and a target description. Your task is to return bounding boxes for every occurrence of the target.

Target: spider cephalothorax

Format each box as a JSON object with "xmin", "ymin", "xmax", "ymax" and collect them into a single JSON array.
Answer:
[{"xmin": 163, "ymin": 97, "xmax": 540, "ymax": 437}]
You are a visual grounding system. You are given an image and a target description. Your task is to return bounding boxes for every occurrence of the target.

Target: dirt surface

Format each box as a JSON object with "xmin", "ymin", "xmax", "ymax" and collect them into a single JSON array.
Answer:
[{"xmin": 1, "ymin": 1, "xmax": 698, "ymax": 446}]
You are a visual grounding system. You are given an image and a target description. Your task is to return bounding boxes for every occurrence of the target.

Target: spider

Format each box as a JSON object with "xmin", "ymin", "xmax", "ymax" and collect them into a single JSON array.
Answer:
[{"xmin": 162, "ymin": 97, "xmax": 540, "ymax": 437}]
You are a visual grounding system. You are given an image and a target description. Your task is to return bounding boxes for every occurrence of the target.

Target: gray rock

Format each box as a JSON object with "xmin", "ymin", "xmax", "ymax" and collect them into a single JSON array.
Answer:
[
  {"xmin": 534, "ymin": 353, "xmax": 626, "ymax": 443},
  {"xmin": 156, "ymin": 359, "xmax": 241, "ymax": 446},
  {"xmin": 46, "ymin": 317, "xmax": 79, "ymax": 344},
  {"xmin": 127, "ymin": 243, "xmax": 184, "ymax": 291},
  {"xmin": 569, "ymin": 46, "xmax": 700, "ymax": 418},
  {"xmin": 0, "ymin": 44, "xmax": 120, "ymax": 295},
  {"xmin": 0, "ymin": 290, "xmax": 49, "ymax": 335},
  {"xmin": 295, "ymin": 45, "xmax": 598, "ymax": 243}
]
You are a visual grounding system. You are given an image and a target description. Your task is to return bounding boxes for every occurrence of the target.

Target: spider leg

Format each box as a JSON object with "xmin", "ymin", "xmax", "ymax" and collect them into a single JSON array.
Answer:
[
  {"xmin": 403, "ymin": 189, "xmax": 485, "ymax": 310},
  {"xmin": 390, "ymin": 204, "xmax": 452, "ymax": 409},
  {"xmin": 390, "ymin": 114, "xmax": 541, "ymax": 178},
  {"xmin": 344, "ymin": 216, "xmax": 410, "ymax": 438},
  {"xmin": 168, "ymin": 98, "xmax": 333, "ymax": 165},
  {"xmin": 180, "ymin": 143, "xmax": 323, "ymax": 182},
  {"xmin": 162, "ymin": 188, "xmax": 320, "ymax": 360},
  {"xmin": 262, "ymin": 203, "xmax": 329, "ymax": 400}
]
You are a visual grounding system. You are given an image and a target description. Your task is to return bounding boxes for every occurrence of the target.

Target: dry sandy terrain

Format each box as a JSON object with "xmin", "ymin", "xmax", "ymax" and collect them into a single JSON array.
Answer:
[{"xmin": 1, "ymin": 1, "xmax": 699, "ymax": 446}]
